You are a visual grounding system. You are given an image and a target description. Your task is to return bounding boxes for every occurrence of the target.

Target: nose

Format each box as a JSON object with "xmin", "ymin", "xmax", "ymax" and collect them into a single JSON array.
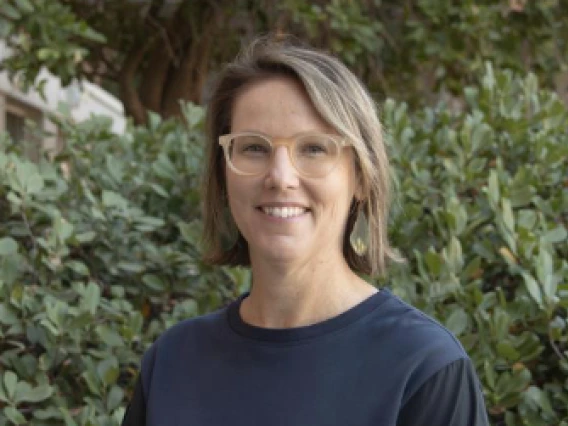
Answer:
[{"xmin": 264, "ymin": 145, "xmax": 300, "ymax": 190}]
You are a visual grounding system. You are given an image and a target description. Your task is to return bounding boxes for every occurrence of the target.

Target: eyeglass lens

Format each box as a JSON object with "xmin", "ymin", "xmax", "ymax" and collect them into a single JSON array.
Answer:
[{"xmin": 228, "ymin": 134, "xmax": 340, "ymax": 177}]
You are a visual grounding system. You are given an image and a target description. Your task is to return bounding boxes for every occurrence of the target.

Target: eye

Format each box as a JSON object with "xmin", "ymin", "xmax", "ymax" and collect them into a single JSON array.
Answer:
[
  {"xmin": 303, "ymin": 144, "xmax": 327, "ymax": 155},
  {"xmin": 242, "ymin": 143, "xmax": 269, "ymax": 153},
  {"xmin": 234, "ymin": 136, "xmax": 270, "ymax": 156},
  {"xmin": 297, "ymin": 136, "xmax": 333, "ymax": 157}
]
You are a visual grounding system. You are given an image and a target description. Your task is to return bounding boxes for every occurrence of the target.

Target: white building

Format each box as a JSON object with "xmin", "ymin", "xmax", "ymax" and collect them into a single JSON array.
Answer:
[{"xmin": 0, "ymin": 40, "xmax": 125, "ymax": 159}]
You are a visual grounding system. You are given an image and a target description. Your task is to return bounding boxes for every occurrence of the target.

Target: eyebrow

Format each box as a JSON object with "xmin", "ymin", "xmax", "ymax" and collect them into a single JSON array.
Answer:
[{"xmin": 227, "ymin": 130, "xmax": 340, "ymax": 138}]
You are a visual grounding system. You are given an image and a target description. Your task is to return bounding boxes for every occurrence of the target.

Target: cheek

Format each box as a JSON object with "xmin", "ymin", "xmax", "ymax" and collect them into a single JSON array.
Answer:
[
  {"xmin": 311, "ymin": 182, "xmax": 353, "ymax": 219},
  {"xmin": 225, "ymin": 175, "xmax": 257, "ymax": 219},
  {"xmin": 319, "ymin": 168, "xmax": 357, "ymax": 221}
]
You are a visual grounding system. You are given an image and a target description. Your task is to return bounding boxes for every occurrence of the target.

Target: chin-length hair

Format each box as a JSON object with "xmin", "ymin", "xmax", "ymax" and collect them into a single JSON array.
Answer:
[{"xmin": 201, "ymin": 35, "xmax": 399, "ymax": 276}]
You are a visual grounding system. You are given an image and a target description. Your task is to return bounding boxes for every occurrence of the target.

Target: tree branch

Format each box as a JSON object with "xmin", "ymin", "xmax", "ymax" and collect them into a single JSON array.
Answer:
[
  {"xmin": 118, "ymin": 41, "xmax": 150, "ymax": 124},
  {"xmin": 139, "ymin": 4, "xmax": 184, "ymax": 112},
  {"xmin": 161, "ymin": 8, "xmax": 218, "ymax": 117}
]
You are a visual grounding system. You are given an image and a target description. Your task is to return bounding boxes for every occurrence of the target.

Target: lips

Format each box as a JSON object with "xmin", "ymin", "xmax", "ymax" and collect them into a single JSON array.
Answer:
[{"xmin": 259, "ymin": 206, "xmax": 308, "ymax": 218}]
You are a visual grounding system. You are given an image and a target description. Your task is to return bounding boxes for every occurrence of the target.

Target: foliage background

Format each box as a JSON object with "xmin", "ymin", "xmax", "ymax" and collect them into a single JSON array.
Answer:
[{"xmin": 0, "ymin": 0, "xmax": 567, "ymax": 425}]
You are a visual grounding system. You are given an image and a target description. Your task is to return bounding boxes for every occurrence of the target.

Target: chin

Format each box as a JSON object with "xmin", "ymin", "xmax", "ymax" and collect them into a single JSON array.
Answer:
[{"xmin": 250, "ymin": 238, "xmax": 309, "ymax": 264}]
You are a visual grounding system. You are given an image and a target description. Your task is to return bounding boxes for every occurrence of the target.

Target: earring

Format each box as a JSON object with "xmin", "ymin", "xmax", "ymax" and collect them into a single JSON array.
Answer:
[{"xmin": 350, "ymin": 206, "xmax": 369, "ymax": 256}]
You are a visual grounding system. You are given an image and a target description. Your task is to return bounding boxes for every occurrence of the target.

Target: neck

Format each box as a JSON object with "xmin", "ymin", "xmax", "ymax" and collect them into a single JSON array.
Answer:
[{"xmin": 240, "ymin": 253, "xmax": 377, "ymax": 329}]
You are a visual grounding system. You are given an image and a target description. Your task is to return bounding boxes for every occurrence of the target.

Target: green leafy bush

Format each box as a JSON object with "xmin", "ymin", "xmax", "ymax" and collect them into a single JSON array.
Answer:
[
  {"xmin": 0, "ymin": 104, "xmax": 247, "ymax": 425},
  {"xmin": 0, "ymin": 67, "xmax": 566, "ymax": 425},
  {"xmin": 383, "ymin": 64, "xmax": 568, "ymax": 425}
]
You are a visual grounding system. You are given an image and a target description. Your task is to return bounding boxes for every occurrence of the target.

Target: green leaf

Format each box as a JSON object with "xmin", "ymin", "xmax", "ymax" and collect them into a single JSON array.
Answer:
[
  {"xmin": 75, "ymin": 231, "xmax": 97, "ymax": 243},
  {"xmin": 483, "ymin": 62, "xmax": 496, "ymax": 91},
  {"xmin": 484, "ymin": 360, "xmax": 496, "ymax": 390},
  {"xmin": 142, "ymin": 274, "xmax": 165, "ymax": 291},
  {"xmin": 447, "ymin": 198, "xmax": 467, "ymax": 235},
  {"xmin": 106, "ymin": 155, "xmax": 124, "ymax": 183},
  {"xmin": 543, "ymin": 226, "xmax": 567, "ymax": 244},
  {"xmin": 0, "ymin": 4, "xmax": 22, "ymax": 20},
  {"xmin": 3, "ymin": 406, "xmax": 26, "ymax": 425},
  {"xmin": 96, "ymin": 357, "xmax": 119, "ymax": 386},
  {"xmin": 45, "ymin": 299, "xmax": 66, "ymax": 328},
  {"xmin": 152, "ymin": 154, "xmax": 177, "ymax": 180},
  {"xmin": 81, "ymin": 369, "xmax": 100, "ymax": 396},
  {"xmin": 58, "ymin": 406, "xmax": 80, "ymax": 426},
  {"xmin": 424, "ymin": 249, "xmax": 442, "ymax": 276},
  {"xmin": 67, "ymin": 260, "xmax": 89, "ymax": 276},
  {"xmin": 81, "ymin": 27, "xmax": 107, "ymax": 43},
  {"xmin": 536, "ymin": 248, "xmax": 553, "ymax": 283},
  {"xmin": 487, "ymin": 170, "xmax": 500, "ymax": 207},
  {"xmin": 117, "ymin": 261, "xmax": 145, "ymax": 273},
  {"xmin": 82, "ymin": 281, "xmax": 101, "ymax": 315},
  {"xmin": 54, "ymin": 217, "xmax": 74, "ymax": 242},
  {"xmin": 6, "ymin": 191, "xmax": 21, "ymax": 206},
  {"xmin": 523, "ymin": 386, "xmax": 555, "ymax": 415},
  {"xmin": 3, "ymin": 371, "xmax": 17, "ymax": 400},
  {"xmin": 509, "ymin": 187, "xmax": 533, "ymax": 207},
  {"xmin": 522, "ymin": 272, "xmax": 543, "ymax": 307},
  {"xmin": 106, "ymin": 385, "xmax": 124, "ymax": 411},
  {"xmin": 102, "ymin": 190, "xmax": 128, "ymax": 209},
  {"xmin": 96, "ymin": 325, "xmax": 123, "ymax": 347},
  {"xmin": 149, "ymin": 183, "xmax": 169, "ymax": 198},
  {"xmin": 0, "ymin": 303, "xmax": 19, "ymax": 325},
  {"xmin": 447, "ymin": 237, "xmax": 463, "ymax": 272},
  {"xmin": 26, "ymin": 173, "xmax": 44, "ymax": 194},
  {"xmin": 496, "ymin": 341, "xmax": 520, "ymax": 361},
  {"xmin": 134, "ymin": 216, "xmax": 165, "ymax": 229},
  {"xmin": 507, "ymin": 368, "xmax": 531, "ymax": 393},
  {"xmin": 181, "ymin": 102, "xmax": 206, "ymax": 128},
  {"xmin": 501, "ymin": 198, "xmax": 515, "ymax": 233},
  {"xmin": 445, "ymin": 307, "xmax": 468, "ymax": 336},
  {"xmin": 32, "ymin": 406, "xmax": 61, "ymax": 420},
  {"xmin": 147, "ymin": 111, "xmax": 162, "ymax": 130},
  {"xmin": 178, "ymin": 220, "xmax": 202, "ymax": 244},
  {"xmin": 463, "ymin": 256, "xmax": 481, "ymax": 279},
  {"xmin": 14, "ymin": 162, "xmax": 41, "ymax": 195},
  {"xmin": 0, "ymin": 237, "xmax": 18, "ymax": 256},
  {"xmin": 14, "ymin": 382, "xmax": 53, "ymax": 403},
  {"xmin": 14, "ymin": 0, "xmax": 34, "ymax": 13}
]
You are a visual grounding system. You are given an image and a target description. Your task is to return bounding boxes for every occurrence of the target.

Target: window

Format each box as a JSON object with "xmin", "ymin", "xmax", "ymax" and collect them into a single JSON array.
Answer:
[
  {"xmin": 2, "ymin": 96, "xmax": 42, "ymax": 161},
  {"xmin": 6, "ymin": 110, "xmax": 25, "ymax": 142}
]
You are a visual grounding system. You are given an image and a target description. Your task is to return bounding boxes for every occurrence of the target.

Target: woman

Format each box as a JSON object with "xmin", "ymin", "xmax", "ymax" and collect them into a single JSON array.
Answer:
[{"xmin": 122, "ymin": 37, "xmax": 489, "ymax": 425}]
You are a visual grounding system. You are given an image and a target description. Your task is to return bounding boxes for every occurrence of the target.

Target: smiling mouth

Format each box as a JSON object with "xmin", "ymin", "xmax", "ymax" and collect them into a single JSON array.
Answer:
[{"xmin": 259, "ymin": 206, "xmax": 308, "ymax": 218}]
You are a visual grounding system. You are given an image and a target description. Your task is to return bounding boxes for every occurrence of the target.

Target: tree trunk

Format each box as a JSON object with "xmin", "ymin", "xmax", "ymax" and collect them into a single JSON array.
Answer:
[
  {"xmin": 139, "ymin": 4, "xmax": 188, "ymax": 114},
  {"xmin": 119, "ymin": 41, "xmax": 151, "ymax": 125},
  {"xmin": 160, "ymin": 9, "xmax": 217, "ymax": 119},
  {"xmin": 139, "ymin": 45, "xmax": 173, "ymax": 114}
]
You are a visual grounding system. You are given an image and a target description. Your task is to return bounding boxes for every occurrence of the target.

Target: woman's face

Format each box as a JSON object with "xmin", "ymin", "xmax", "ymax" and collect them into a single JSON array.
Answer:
[{"xmin": 226, "ymin": 76, "xmax": 359, "ymax": 266}]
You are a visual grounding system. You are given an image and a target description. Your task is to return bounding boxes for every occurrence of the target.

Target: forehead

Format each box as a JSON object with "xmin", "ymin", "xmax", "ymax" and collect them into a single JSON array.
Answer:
[{"xmin": 230, "ymin": 76, "xmax": 335, "ymax": 137}]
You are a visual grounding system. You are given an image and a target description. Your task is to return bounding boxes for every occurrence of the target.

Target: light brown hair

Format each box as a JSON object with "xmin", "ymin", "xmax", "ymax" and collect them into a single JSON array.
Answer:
[{"xmin": 202, "ymin": 36, "xmax": 398, "ymax": 276}]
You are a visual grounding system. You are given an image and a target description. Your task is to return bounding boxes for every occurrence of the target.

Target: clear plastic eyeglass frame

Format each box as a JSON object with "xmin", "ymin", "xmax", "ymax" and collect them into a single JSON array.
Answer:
[{"xmin": 218, "ymin": 131, "xmax": 352, "ymax": 178}]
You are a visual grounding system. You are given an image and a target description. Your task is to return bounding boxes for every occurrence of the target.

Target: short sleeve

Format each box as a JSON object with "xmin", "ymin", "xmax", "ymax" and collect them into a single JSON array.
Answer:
[
  {"xmin": 396, "ymin": 358, "xmax": 489, "ymax": 426},
  {"xmin": 121, "ymin": 376, "xmax": 146, "ymax": 426}
]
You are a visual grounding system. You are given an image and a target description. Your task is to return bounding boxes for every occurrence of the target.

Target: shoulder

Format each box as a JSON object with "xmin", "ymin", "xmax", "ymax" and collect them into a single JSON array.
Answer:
[
  {"xmin": 397, "ymin": 357, "xmax": 489, "ymax": 425},
  {"xmin": 139, "ymin": 305, "xmax": 229, "ymax": 386},
  {"xmin": 369, "ymin": 289, "xmax": 466, "ymax": 357},
  {"xmin": 365, "ymin": 289, "xmax": 470, "ymax": 402},
  {"xmin": 154, "ymin": 306, "xmax": 227, "ymax": 348}
]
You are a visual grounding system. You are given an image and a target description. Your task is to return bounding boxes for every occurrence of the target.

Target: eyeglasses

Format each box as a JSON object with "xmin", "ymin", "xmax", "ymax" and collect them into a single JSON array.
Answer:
[{"xmin": 219, "ymin": 131, "xmax": 351, "ymax": 178}]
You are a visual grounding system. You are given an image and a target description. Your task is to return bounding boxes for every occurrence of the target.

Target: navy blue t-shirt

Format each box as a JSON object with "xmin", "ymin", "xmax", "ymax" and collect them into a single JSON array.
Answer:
[{"xmin": 122, "ymin": 289, "xmax": 489, "ymax": 425}]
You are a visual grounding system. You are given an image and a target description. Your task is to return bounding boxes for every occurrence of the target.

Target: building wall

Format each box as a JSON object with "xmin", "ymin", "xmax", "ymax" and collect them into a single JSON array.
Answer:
[{"xmin": 0, "ymin": 40, "xmax": 125, "ymax": 156}]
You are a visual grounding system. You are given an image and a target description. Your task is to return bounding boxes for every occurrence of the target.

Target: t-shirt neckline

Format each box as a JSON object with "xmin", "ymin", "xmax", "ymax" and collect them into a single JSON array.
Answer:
[{"xmin": 227, "ymin": 288, "xmax": 391, "ymax": 343}]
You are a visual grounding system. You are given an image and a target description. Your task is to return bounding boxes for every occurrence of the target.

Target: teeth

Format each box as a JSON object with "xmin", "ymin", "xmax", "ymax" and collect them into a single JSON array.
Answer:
[{"xmin": 261, "ymin": 206, "xmax": 306, "ymax": 218}]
